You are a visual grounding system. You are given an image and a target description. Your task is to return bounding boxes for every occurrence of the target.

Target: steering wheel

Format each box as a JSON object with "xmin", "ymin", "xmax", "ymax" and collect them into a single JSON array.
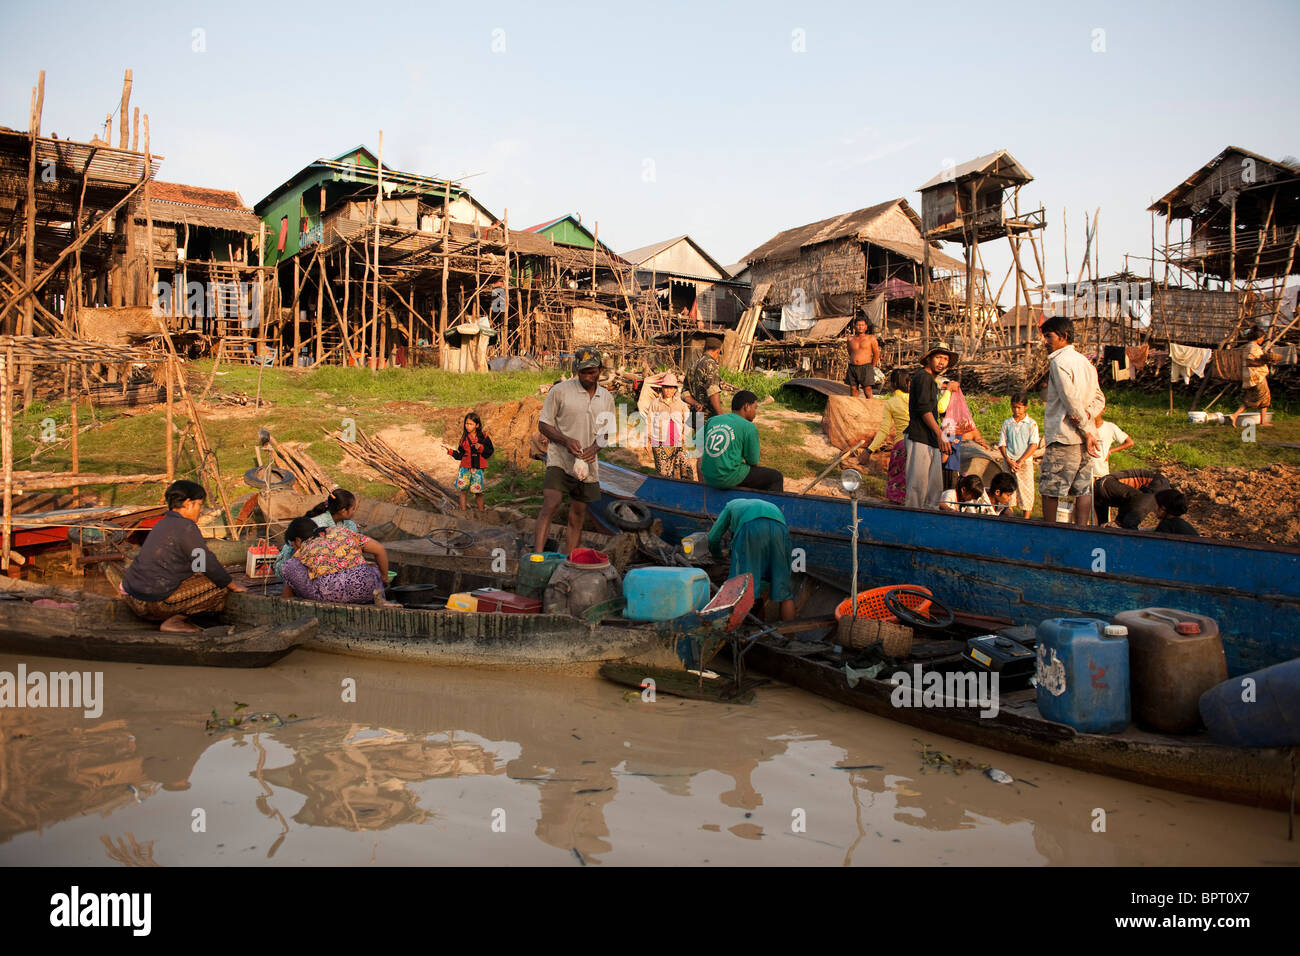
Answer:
[
  {"xmin": 884, "ymin": 586, "xmax": 954, "ymax": 630},
  {"xmin": 426, "ymin": 528, "xmax": 475, "ymax": 553}
]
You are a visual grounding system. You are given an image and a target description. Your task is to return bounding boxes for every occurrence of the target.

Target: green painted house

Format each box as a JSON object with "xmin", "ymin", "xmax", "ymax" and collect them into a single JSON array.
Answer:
[
  {"xmin": 254, "ymin": 147, "xmax": 497, "ymax": 267},
  {"xmin": 522, "ymin": 214, "xmax": 617, "ymax": 254}
]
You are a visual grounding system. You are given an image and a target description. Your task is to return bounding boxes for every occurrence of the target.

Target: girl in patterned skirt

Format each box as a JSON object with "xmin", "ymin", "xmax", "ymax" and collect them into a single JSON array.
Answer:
[{"xmin": 447, "ymin": 412, "xmax": 495, "ymax": 511}]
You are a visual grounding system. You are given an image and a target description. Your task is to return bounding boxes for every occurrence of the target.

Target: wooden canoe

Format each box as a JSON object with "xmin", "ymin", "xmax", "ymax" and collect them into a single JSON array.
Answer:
[
  {"xmin": 0, "ymin": 577, "xmax": 315, "ymax": 668},
  {"xmin": 224, "ymin": 589, "xmax": 672, "ymax": 671},
  {"xmin": 744, "ymin": 635, "xmax": 1297, "ymax": 812}
]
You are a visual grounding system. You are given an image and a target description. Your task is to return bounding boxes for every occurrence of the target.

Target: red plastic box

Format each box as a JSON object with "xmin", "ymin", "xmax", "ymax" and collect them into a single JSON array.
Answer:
[{"xmin": 471, "ymin": 589, "xmax": 541, "ymax": 614}]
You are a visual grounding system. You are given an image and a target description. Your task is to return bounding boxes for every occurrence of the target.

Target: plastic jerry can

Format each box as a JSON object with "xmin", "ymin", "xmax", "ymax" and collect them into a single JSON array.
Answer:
[
  {"xmin": 1111, "ymin": 607, "xmax": 1226, "ymax": 733},
  {"xmin": 1034, "ymin": 618, "xmax": 1130, "ymax": 734},
  {"xmin": 471, "ymin": 588, "xmax": 541, "ymax": 614},
  {"xmin": 681, "ymin": 532, "xmax": 710, "ymax": 559},
  {"xmin": 1198, "ymin": 657, "xmax": 1300, "ymax": 748},
  {"xmin": 445, "ymin": 592, "xmax": 479, "ymax": 613},
  {"xmin": 516, "ymin": 552, "xmax": 565, "ymax": 600},
  {"xmin": 622, "ymin": 567, "xmax": 710, "ymax": 621},
  {"xmin": 964, "ymin": 634, "xmax": 1036, "ymax": 682}
]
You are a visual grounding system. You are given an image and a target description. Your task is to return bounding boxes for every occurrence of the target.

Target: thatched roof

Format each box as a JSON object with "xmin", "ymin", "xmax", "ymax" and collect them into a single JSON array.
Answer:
[
  {"xmin": 137, "ymin": 180, "xmax": 260, "ymax": 233},
  {"xmin": 1148, "ymin": 146, "xmax": 1300, "ymax": 216},
  {"xmin": 743, "ymin": 198, "xmax": 965, "ymax": 272}
]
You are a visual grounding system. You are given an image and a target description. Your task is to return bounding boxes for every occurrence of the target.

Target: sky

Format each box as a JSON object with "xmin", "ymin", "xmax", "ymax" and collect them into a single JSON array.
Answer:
[{"xmin": 2, "ymin": 0, "xmax": 1297, "ymax": 300}]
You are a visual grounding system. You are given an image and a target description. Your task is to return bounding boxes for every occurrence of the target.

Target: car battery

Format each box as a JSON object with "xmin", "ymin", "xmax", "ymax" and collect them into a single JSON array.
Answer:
[{"xmin": 963, "ymin": 634, "xmax": 1037, "ymax": 683}]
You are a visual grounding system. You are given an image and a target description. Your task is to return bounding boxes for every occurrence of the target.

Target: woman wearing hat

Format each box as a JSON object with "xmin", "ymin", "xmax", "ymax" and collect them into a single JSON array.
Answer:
[
  {"xmin": 638, "ymin": 371, "xmax": 694, "ymax": 480},
  {"xmin": 903, "ymin": 342, "xmax": 958, "ymax": 509}
]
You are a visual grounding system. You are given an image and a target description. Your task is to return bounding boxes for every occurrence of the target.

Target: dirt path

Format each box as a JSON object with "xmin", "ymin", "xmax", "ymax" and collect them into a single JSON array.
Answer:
[{"xmin": 1157, "ymin": 461, "xmax": 1300, "ymax": 546}]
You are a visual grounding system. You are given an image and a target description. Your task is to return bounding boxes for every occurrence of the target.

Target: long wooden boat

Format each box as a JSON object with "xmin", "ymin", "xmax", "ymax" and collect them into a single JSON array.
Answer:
[
  {"xmin": 743, "ymin": 633, "xmax": 1296, "ymax": 812},
  {"xmin": 0, "ymin": 577, "xmax": 314, "ymax": 668},
  {"xmin": 596, "ymin": 463, "xmax": 1300, "ymax": 675},
  {"xmin": 224, "ymin": 588, "xmax": 668, "ymax": 671}
]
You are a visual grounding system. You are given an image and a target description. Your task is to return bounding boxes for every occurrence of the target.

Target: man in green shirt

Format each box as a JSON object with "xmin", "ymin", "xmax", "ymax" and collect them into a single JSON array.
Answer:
[
  {"xmin": 700, "ymin": 391, "xmax": 784, "ymax": 492},
  {"xmin": 708, "ymin": 497, "xmax": 795, "ymax": 621}
]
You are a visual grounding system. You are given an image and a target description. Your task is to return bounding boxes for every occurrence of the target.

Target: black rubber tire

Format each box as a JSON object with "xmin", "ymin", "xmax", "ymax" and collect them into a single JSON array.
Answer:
[
  {"xmin": 884, "ymin": 586, "xmax": 954, "ymax": 630},
  {"xmin": 606, "ymin": 499, "xmax": 653, "ymax": 532},
  {"xmin": 243, "ymin": 466, "xmax": 296, "ymax": 490}
]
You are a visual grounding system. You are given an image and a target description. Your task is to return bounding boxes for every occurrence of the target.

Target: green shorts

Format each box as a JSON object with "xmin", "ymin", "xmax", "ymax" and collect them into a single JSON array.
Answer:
[
  {"xmin": 544, "ymin": 466, "xmax": 601, "ymax": 503},
  {"xmin": 731, "ymin": 517, "xmax": 794, "ymax": 603}
]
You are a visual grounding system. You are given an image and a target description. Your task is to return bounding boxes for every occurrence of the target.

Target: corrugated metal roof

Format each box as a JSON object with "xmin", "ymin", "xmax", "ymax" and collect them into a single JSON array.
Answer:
[
  {"xmin": 917, "ymin": 150, "xmax": 1032, "ymax": 191},
  {"xmin": 620, "ymin": 234, "xmax": 731, "ymax": 281}
]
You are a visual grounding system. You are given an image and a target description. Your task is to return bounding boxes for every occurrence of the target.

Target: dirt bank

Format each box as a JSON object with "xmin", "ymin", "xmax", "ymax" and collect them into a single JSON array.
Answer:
[{"xmin": 1157, "ymin": 461, "xmax": 1300, "ymax": 546}]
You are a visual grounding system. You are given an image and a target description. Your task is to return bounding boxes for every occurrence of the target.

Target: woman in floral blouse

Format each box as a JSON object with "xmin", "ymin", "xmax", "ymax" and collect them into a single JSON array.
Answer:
[{"xmin": 280, "ymin": 516, "xmax": 392, "ymax": 604}]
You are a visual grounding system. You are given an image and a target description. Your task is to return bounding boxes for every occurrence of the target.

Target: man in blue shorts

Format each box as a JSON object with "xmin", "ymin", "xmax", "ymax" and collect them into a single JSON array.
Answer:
[{"xmin": 707, "ymin": 497, "xmax": 795, "ymax": 621}]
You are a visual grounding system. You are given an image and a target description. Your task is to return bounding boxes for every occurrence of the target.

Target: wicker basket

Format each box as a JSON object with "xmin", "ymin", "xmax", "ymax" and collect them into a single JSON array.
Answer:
[{"xmin": 837, "ymin": 614, "xmax": 914, "ymax": 657}]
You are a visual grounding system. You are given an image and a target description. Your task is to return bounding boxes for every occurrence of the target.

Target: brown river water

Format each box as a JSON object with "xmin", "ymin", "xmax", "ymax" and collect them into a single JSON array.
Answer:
[{"xmin": 0, "ymin": 650, "xmax": 1295, "ymax": 867}]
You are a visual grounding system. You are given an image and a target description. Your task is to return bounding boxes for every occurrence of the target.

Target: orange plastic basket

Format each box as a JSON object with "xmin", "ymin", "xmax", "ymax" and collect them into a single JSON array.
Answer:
[{"xmin": 835, "ymin": 585, "xmax": 933, "ymax": 624}]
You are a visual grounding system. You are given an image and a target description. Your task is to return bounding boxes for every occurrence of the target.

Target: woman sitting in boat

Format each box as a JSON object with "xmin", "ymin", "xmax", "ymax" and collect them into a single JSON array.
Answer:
[
  {"xmin": 273, "ymin": 489, "xmax": 361, "ymax": 577},
  {"xmin": 279, "ymin": 516, "xmax": 393, "ymax": 605},
  {"xmin": 119, "ymin": 480, "xmax": 247, "ymax": 633}
]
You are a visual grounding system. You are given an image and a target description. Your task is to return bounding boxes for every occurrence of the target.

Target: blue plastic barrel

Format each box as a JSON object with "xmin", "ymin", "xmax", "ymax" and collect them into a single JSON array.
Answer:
[
  {"xmin": 623, "ymin": 567, "xmax": 710, "ymax": 621},
  {"xmin": 1035, "ymin": 618, "xmax": 1131, "ymax": 733},
  {"xmin": 1198, "ymin": 657, "xmax": 1300, "ymax": 748}
]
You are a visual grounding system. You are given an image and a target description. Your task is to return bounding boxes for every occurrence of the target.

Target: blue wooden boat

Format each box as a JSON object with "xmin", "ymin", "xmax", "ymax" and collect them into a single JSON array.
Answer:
[{"xmin": 595, "ymin": 463, "xmax": 1300, "ymax": 676}]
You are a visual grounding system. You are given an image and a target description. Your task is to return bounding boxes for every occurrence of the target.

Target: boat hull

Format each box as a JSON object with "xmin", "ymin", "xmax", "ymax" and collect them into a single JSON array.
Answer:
[
  {"xmin": 226, "ymin": 591, "xmax": 669, "ymax": 671},
  {"xmin": 746, "ymin": 638, "xmax": 1296, "ymax": 812},
  {"xmin": 0, "ymin": 579, "xmax": 313, "ymax": 668},
  {"xmin": 596, "ymin": 464, "xmax": 1300, "ymax": 675}
]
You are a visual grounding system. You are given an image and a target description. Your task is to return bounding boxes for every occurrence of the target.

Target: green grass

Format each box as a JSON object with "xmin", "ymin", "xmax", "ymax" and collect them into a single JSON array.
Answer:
[{"xmin": 966, "ymin": 385, "xmax": 1300, "ymax": 471}]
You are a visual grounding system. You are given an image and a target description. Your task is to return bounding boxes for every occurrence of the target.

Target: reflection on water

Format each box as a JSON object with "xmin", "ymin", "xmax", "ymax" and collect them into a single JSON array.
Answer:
[{"xmin": 0, "ymin": 651, "xmax": 1295, "ymax": 867}]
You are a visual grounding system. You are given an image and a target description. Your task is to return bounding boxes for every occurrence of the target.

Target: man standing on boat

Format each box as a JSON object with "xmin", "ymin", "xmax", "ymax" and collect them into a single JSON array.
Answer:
[
  {"xmin": 707, "ymin": 498, "xmax": 796, "ymax": 621},
  {"xmin": 535, "ymin": 347, "xmax": 616, "ymax": 554},
  {"xmin": 904, "ymin": 342, "xmax": 957, "ymax": 509},
  {"xmin": 845, "ymin": 312, "xmax": 881, "ymax": 399},
  {"xmin": 1039, "ymin": 316, "xmax": 1104, "ymax": 525}
]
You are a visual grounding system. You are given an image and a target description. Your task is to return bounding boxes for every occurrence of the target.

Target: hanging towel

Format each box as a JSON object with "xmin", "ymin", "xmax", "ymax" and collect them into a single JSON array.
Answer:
[
  {"xmin": 1126, "ymin": 345, "xmax": 1149, "ymax": 370},
  {"xmin": 1111, "ymin": 360, "xmax": 1131, "ymax": 382},
  {"xmin": 1103, "ymin": 345, "xmax": 1128, "ymax": 368},
  {"xmin": 1169, "ymin": 343, "xmax": 1212, "ymax": 384}
]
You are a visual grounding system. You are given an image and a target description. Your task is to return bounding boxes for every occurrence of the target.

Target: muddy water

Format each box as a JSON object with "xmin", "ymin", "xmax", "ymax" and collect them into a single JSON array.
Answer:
[{"xmin": 0, "ymin": 650, "xmax": 1295, "ymax": 867}]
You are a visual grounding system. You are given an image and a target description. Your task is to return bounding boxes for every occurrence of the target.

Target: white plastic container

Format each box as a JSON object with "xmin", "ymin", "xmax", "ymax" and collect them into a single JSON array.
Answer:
[{"xmin": 1187, "ymin": 411, "xmax": 1207, "ymax": 424}]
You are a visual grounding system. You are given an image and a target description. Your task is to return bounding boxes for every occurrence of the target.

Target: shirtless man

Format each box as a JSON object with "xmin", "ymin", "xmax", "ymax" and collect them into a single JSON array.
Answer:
[{"xmin": 846, "ymin": 313, "xmax": 881, "ymax": 399}]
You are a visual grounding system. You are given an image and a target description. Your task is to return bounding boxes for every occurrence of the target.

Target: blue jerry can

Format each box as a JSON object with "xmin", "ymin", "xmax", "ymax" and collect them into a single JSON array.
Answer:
[
  {"xmin": 1035, "ymin": 618, "xmax": 1131, "ymax": 733},
  {"xmin": 623, "ymin": 567, "xmax": 710, "ymax": 622}
]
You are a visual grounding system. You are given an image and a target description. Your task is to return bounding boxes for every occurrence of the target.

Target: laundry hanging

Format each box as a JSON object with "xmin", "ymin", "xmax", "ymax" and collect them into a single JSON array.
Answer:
[{"xmin": 1169, "ymin": 343, "xmax": 1212, "ymax": 384}]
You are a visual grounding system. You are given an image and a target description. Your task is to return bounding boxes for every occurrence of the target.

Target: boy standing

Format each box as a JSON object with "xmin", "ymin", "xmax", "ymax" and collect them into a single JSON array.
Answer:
[
  {"xmin": 997, "ymin": 392, "xmax": 1040, "ymax": 519},
  {"xmin": 904, "ymin": 343, "xmax": 957, "ymax": 509}
]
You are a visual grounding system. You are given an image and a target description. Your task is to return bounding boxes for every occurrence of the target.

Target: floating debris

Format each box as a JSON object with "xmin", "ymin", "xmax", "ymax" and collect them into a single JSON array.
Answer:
[
  {"xmin": 985, "ymin": 768, "xmax": 1014, "ymax": 785},
  {"xmin": 205, "ymin": 710, "xmax": 287, "ymax": 733}
]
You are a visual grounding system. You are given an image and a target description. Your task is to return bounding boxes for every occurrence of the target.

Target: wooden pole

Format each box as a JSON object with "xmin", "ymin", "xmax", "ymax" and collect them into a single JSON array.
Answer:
[
  {"xmin": 314, "ymin": 249, "xmax": 324, "ymax": 364},
  {"xmin": 131, "ymin": 107, "xmax": 139, "ymax": 152},
  {"xmin": 70, "ymin": 386, "xmax": 79, "ymax": 507},
  {"xmin": 118, "ymin": 70, "xmax": 132, "ymax": 150},
  {"xmin": 292, "ymin": 255, "xmax": 300, "ymax": 367},
  {"xmin": 1, "ymin": 350, "xmax": 12, "ymax": 572},
  {"xmin": 165, "ymin": 357, "xmax": 174, "ymax": 480},
  {"xmin": 372, "ymin": 130, "xmax": 383, "ymax": 370}
]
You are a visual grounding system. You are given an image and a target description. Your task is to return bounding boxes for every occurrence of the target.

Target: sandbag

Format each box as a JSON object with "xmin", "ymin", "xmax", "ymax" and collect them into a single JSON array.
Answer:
[{"xmin": 821, "ymin": 394, "xmax": 885, "ymax": 452}]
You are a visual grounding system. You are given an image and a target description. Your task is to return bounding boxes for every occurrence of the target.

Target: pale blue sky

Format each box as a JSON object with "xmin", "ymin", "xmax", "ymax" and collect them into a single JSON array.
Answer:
[{"xmin": 2, "ymin": 0, "xmax": 1297, "ymax": 294}]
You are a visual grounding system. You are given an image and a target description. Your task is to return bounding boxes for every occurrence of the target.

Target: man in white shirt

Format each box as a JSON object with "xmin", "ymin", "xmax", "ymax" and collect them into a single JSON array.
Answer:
[
  {"xmin": 1039, "ymin": 316, "xmax": 1104, "ymax": 525},
  {"xmin": 534, "ymin": 348, "xmax": 617, "ymax": 553}
]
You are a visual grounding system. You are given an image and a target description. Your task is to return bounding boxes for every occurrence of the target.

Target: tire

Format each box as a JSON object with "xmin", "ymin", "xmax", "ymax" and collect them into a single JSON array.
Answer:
[
  {"xmin": 606, "ymin": 499, "xmax": 653, "ymax": 532},
  {"xmin": 243, "ymin": 466, "xmax": 296, "ymax": 491}
]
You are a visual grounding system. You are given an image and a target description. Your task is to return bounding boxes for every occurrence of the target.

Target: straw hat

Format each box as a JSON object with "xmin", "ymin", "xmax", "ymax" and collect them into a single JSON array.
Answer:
[{"xmin": 920, "ymin": 341, "xmax": 959, "ymax": 368}]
